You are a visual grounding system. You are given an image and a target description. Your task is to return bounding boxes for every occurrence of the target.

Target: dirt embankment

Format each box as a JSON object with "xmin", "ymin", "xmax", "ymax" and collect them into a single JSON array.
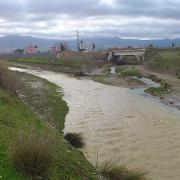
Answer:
[
  {"xmin": 10, "ymin": 61, "xmax": 147, "ymax": 89},
  {"xmin": 9, "ymin": 61, "xmax": 83, "ymax": 74},
  {"xmin": 9, "ymin": 59, "xmax": 110, "ymax": 76},
  {"xmin": 13, "ymin": 71, "xmax": 98, "ymax": 179}
]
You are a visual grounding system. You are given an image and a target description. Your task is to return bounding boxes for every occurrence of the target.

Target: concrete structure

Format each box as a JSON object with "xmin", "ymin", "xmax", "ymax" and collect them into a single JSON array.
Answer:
[
  {"xmin": 79, "ymin": 41, "xmax": 95, "ymax": 52},
  {"xmin": 107, "ymin": 49, "xmax": 146, "ymax": 62}
]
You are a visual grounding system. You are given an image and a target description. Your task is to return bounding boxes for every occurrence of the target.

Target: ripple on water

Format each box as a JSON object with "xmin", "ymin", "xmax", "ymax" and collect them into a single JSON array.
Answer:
[{"xmin": 11, "ymin": 67, "xmax": 180, "ymax": 180}]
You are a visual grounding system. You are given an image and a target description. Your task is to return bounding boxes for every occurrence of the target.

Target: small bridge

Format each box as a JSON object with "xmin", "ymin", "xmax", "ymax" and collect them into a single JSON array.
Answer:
[{"xmin": 107, "ymin": 49, "xmax": 146, "ymax": 62}]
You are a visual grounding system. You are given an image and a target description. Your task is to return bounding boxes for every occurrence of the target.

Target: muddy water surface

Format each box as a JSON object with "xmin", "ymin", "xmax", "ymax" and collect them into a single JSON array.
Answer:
[{"xmin": 12, "ymin": 68, "xmax": 180, "ymax": 180}]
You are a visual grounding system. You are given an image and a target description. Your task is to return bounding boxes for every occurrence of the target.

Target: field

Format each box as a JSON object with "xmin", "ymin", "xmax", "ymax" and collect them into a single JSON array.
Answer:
[
  {"xmin": 9, "ymin": 51, "xmax": 108, "ymax": 76},
  {"xmin": 146, "ymin": 48, "xmax": 180, "ymax": 78}
]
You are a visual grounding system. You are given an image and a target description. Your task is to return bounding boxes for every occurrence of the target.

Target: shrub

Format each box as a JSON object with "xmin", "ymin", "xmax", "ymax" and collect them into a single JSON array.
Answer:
[
  {"xmin": 64, "ymin": 133, "xmax": 85, "ymax": 148},
  {"xmin": 0, "ymin": 60, "xmax": 17, "ymax": 94},
  {"xmin": 98, "ymin": 161, "xmax": 147, "ymax": 180},
  {"xmin": 144, "ymin": 80, "xmax": 170, "ymax": 96},
  {"xmin": 121, "ymin": 69, "xmax": 142, "ymax": 78},
  {"xmin": 10, "ymin": 131, "xmax": 56, "ymax": 179},
  {"xmin": 147, "ymin": 49, "xmax": 180, "ymax": 75}
]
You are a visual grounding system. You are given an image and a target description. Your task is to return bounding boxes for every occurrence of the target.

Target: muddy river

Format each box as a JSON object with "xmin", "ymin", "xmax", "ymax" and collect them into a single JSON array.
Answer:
[{"xmin": 12, "ymin": 68, "xmax": 180, "ymax": 180}]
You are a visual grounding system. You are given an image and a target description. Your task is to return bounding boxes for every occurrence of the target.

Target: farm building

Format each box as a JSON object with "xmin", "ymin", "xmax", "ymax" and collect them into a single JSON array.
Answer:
[
  {"xmin": 49, "ymin": 46, "xmax": 61, "ymax": 53},
  {"xmin": 26, "ymin": 45, "xmax": 39, "ymax": 54}
]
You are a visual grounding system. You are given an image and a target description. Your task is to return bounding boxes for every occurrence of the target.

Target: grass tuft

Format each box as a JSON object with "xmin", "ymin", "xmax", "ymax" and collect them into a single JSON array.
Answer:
[
  {"xmin": 0, "ymin": 60, "xmax": 17, "ymax": 94},
  {"xmin": 98, "ymin": 161, "xmax": 147, "ymax": 180},
  {"xmin": 64, "ymin": 133, "xmax": 85, "ymax": 148},
  {"xmin": 117, "ymin": 66, "xmax": 142, "ymax": 78},
  {"xmin": 145, "ymin": 80, "xmax": 170, "ymax": 96},
  {"xmin": 10, "ymin": 131, "xmax": 56, "ymax": 179},
  {"xmin": 147, "ymin": 48, "xmax": 180, "ymax": 78}
]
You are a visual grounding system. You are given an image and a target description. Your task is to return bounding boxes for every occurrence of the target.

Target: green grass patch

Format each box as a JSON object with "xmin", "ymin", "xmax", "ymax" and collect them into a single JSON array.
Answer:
[
  {"xmin": 13, "ymin": 57, "xmax": 94, "ymax": 68},
  {"xmin": 117, "ymin": 66, "xmax": 142, "ymax": 78},
  {"xmin": 93, "ymin": 75, "xmax": 107, "ymax": 85},
  {"xmin": 145, "ymin": 87, "xmax": 167, "ymax": 96},
  {"xmin": 127, "ymin": 78, "xmax": 145, "ymax": 85},
  {"xmin": 147, "ymin": 48, "xmax": 180, "ymax": 78},
  {"xmin": 145, "ymin": 80, "xmax": 170, "ymax": 96},
  {"xmin": 0, "ymin": 71, "xmax": 97, "ymax": 179},
  {"xmin": 0, "ymin": 88, "xmax": 45, "ymax": 180},
  {"xmin": 15, "ymin": 57, "xmax": 51, "ymax": 64},
  {"xmin": 13, "ymin": 57, "xmax": 86, "ymax": 70},
  {"xmin": 10, "ymin": 56, "xmax": 109, "ymax": 77}
]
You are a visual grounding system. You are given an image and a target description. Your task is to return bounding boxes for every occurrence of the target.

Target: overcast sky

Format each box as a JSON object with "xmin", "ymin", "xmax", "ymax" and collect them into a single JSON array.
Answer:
[{"xmin": 0, "ymin": 0, "xmax": 180, "ymax": 39}]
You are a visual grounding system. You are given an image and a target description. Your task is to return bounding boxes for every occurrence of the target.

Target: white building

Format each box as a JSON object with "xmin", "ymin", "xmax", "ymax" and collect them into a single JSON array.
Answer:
[{"xmin": 79, "ymin": 41, "xmax": 95, "ymax": 52}]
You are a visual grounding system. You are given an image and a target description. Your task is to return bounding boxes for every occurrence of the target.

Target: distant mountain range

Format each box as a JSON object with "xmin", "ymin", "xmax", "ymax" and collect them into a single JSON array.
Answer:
[{"xmin": 0, "ymin": 35, "xmax": 180, "ymax": 53}]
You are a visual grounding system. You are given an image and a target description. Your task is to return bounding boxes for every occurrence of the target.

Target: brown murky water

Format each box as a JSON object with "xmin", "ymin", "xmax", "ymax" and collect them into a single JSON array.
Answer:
[{"xmin": 12, "ymin": 68, "xmax": 180, "ymax": 180}]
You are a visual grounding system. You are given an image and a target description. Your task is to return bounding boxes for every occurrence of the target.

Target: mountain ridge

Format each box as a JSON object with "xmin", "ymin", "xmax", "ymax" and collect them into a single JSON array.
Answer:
[{"xmin": 0, "ymin": 35, "xmax": 179, "ymax": 53}]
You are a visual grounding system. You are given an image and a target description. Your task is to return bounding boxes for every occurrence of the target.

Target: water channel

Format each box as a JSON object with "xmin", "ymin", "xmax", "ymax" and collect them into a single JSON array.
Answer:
[{"xmin": 12, "ymin": 67, "xmax": 180, "ymax": 180}]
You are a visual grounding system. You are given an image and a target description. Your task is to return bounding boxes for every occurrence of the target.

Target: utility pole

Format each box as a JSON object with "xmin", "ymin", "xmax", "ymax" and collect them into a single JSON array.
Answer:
[{"xmin": 76, "ymin": 30, "xmax": 80, "ymax": 52}]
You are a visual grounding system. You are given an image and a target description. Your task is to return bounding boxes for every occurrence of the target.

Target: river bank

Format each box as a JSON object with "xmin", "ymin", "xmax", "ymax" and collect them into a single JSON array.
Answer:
[
  {"xmin": 10, "ymin": 67, "xmax": 148, "ymax": 180},
  {"xmin": 15, "ymin": 71, "xmax": 99, "ymax": 179},
  {"xmin": 137, "ymin": 65, "xmax": 180, "ymax": 110},
  {"xmin": 0, "ymin": 68, "xmax": 97, "ymax": 179},
  {"xmin": 10, "ymin": 67, "xmax": 180, "ymax": 180},
  {"xmin": 89, "ymin": 63, "xmax": 180, "ymax": 111},
  {"xmin": 10, "ymin": 61, "xmax": 180, "ymax": 111}
]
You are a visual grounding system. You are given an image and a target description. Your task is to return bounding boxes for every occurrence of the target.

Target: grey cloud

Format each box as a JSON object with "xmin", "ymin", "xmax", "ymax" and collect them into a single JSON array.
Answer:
[
  {"xmin": 0, "ymin": 0, "xmax": 180, "ymax": 20},
  {"xmin": 0, "ymin": 0, "xmax": 180, "ymax": 39},
  {"xmin": 25, "ymin": 0, "xmax": 180, "ymax": 20}
]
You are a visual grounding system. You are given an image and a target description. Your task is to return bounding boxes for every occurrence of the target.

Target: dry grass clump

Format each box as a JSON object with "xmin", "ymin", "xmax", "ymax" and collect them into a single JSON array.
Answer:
[
  {"xmin": 10, "ymin": 131, "xmax": 56, "ymax": 179},
  {"xmin": 64, "ymin": 133, "xmax": 85, "ymax": 148},
  {"xmin": 0, "ymin": 60, "xmax": 17, "ymax": 94},
  {"xmin": 98, "ymin": 161, "xmax": 147, "ymax": 180}
]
